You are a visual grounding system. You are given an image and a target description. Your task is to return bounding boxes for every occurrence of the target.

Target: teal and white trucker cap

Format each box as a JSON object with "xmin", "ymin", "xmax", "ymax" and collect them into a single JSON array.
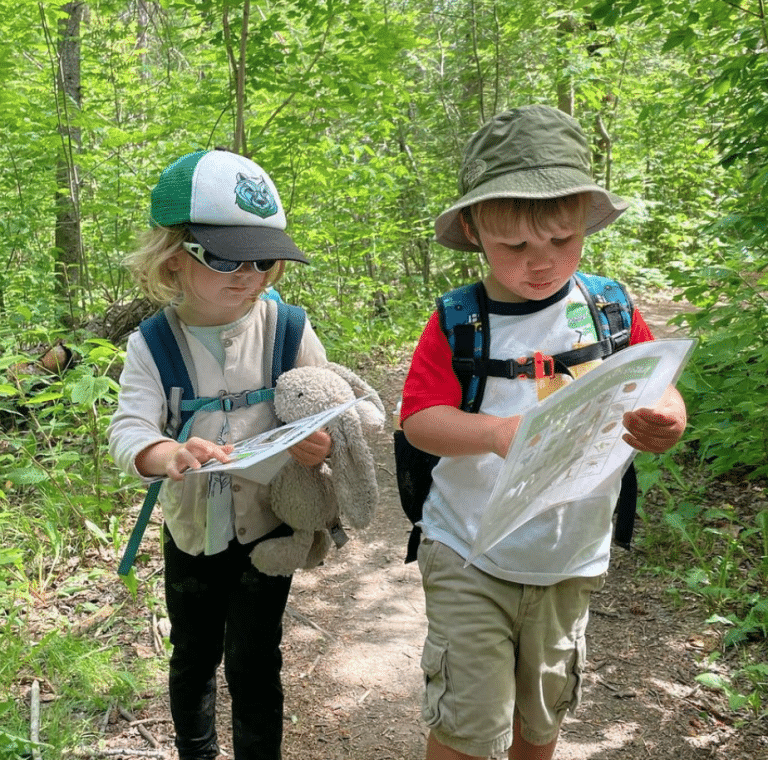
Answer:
[{"xmin": 150, "ymin": 148, "xmax": 309, "ymax": 264}]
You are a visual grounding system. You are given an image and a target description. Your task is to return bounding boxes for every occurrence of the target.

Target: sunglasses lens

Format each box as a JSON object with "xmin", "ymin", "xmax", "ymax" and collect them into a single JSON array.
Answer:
[
  {"xmin": 184, "ymin": 243, "xmax": 276, "ymax": 274},
  {"xmin": 204, "ymin": 252, "xmax": 241, "ymax": 273}
]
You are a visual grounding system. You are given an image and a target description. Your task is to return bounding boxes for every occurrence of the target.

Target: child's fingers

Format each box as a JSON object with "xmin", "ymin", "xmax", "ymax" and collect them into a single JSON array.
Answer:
[
  {"xmin": 289, "ymin": 429, "xmax": 332, "ymax": 466},
  {"xmin": 166, "ymin": 439, "xmax": 233, "ymax": 479},
  {"xmin": 622, "ymin": 410, "xmax": 684, "ymax": 453},
  {"xmin": 627, "ymin": 407, "xmax": 676, "ymax": 427}
]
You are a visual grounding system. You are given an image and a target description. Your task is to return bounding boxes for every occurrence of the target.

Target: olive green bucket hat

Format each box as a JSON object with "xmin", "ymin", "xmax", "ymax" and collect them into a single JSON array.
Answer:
[{"xmin": 435, "ymin": 105, "xmax": 629, "ymax": 251}]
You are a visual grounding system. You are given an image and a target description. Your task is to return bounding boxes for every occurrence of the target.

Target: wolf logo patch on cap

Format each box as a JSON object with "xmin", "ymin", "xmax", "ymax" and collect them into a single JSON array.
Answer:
[{"xmin": 234, "ymin": 173, "xmax": 279, "ymax": 219}]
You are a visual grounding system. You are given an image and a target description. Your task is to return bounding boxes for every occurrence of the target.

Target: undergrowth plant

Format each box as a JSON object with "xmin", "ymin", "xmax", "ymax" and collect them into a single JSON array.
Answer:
[
  {"xmin": 634, "ymin": 449, "xmax": 768, "ymax": 719},
  {"xmin": 0, "ymin": 329, "xmax": 157, "ymax": 755}
]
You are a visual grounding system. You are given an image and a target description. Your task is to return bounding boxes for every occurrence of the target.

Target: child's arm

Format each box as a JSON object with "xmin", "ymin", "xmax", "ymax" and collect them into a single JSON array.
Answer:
[
  {"xmin": 288, "ymin": 429, "xmax": 332, "ymax": 467},
  {"xmin": 135, "ymin": 438, "xmax": 234, "ymax": 481},
  {"xmin": 622, "ymin": 384, "xmax": 687, "ymax": 453},
  {"xmin": 402, "ymin": 405, "xmax": 521, "ymax": 460}
]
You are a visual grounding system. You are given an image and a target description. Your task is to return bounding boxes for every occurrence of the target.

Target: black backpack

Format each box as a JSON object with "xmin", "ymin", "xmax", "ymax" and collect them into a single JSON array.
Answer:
[{"xmin": 394, "ymin": 273, "xmax": 637, "ymax": 563}]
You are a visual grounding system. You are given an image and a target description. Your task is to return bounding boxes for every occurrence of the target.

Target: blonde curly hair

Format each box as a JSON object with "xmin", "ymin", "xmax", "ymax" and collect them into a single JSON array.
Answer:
[{"xmin": 124, "ymin": 225, "xmax": 286, "ymax": 306}]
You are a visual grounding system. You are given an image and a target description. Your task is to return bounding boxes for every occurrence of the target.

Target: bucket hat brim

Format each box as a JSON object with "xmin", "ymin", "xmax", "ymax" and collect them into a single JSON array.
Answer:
[
  {"xmin": 188, "ymin": 224, "xmax": 309, "ymax": 264},
  {"xmin": 435, "ymin": 166, "xmax": 629, "ymax": 251}
]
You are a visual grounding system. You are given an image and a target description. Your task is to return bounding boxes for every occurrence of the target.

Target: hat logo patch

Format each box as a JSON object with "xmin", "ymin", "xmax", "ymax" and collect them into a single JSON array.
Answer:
[
  {"xmin": 234, "ymin": 173, "xmax": 278, "ymax": 219},
  {"xmin": 463, "ymin": 159, "xmax": 487, "ymax": 190}
]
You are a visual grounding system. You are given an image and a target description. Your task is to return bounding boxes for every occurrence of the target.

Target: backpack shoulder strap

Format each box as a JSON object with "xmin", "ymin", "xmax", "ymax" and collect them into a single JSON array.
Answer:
[
  {"xmin": 138, "ymin": 307, "xmax": 197, "ymax": 439},
  {"xmin": 122, "ymin": 309, "xmax": 197, "ymax": 577},
  {"xmin": 271, "ymin": 300, "xmax": 306, "ymax": 385},
  {"xmin": 260, "ymin": 297, "xmax": 306, "ymax": 387},
  {"xmin": 574, "ymin": 272, "xmax": 639, "ymax": 549},
  {"xmin": 261, "ymin": 286, "xmax": 283, "ymax": 305},
  {"xmin": 574, "ymin": 272, "xmax": 634, "ymax": 354},
  {"xmin": 436, "ymin": 282, "xmax": 489, "ymax": 412}
]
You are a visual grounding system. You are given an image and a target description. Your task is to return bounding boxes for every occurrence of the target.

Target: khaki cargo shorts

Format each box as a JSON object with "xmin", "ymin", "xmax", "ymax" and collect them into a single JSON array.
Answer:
[{"xmin": 418, "ymin": 539, "xmax": 605, "ymax": 758}]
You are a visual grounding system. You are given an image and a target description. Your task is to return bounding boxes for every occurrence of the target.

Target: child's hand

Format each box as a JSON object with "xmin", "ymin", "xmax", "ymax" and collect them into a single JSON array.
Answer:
[
  {"xmin": 289, "ymin": 429, "xmax": 332, "ymax": 467},
  {"xmin": 164, "ymin": 437, "xmax": 235, "ymax": 480},
  {"xmin": 622, "ymin": 385, "xmax": 686, "ymax": 454},
  {"xmin": 136, "ymin": 437, "xmax": 234, "ymax": 480}
]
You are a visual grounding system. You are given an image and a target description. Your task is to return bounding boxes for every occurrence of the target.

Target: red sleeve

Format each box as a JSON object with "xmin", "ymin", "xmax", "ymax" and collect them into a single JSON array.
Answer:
[
  {"xmin": 400, "ymin": 312, "xmax": 462, "ymax": 423},
  {"xmin": 630, "ymin": 308, "xmax": 654, "ymax": 345}
]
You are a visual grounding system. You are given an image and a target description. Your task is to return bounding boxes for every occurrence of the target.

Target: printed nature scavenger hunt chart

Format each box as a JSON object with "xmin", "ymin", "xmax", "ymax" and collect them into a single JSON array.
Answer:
[{"xmin": 467, "ymin": 338, "xmax": 696, "ymax": 563}]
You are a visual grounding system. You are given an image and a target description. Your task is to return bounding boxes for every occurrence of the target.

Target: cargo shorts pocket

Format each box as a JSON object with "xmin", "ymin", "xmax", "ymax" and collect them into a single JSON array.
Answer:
[
  {"xmin": 554, "ymin": 634, "xmax": 587, "ymax": 716},
  {"xmin": 420, "ymin": 636, "xmax": 451, "ymax": 730}
]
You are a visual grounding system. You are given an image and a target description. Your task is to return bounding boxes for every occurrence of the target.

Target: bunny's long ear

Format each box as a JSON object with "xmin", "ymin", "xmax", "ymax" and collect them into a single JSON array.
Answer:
[
  {"xmin": 325, "ymin": 362, "xmax": 385, "ymax": 420},
  {"xmin": 329, "ymin": 410, "xmax": 378, "ymax": 529}
]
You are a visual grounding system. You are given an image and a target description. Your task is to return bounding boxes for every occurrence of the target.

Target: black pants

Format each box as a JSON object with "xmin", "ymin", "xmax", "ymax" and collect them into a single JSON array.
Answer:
[{"xmin": 163, "ymin": 524, "xmax": 293, "ymax": 760}]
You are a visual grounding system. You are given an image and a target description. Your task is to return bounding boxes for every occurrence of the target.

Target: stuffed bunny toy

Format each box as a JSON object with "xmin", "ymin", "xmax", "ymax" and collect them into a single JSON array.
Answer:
[{"xmin": 249, "ymin": 362, "xmax": 385, "ymax": 576}]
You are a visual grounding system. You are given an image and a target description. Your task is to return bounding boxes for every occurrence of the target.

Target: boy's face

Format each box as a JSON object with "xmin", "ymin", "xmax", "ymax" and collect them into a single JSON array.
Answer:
[{"xmin": 461, "ymin": 214, "xmax": 584, "ymax": 303}]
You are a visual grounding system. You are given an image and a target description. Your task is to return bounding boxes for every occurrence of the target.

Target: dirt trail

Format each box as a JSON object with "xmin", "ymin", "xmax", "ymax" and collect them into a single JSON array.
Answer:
[{"xmin": 101, "ymin": 293, "xmax": 767, "ymax": 760}]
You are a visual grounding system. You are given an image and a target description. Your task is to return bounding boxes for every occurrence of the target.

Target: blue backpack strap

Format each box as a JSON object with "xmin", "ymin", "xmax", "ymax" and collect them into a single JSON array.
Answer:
[
  {"xmin": 437, "ymin": 282, "xmax": 488, "ymax": 412},
  {"xmin": 397, "ymin": 283, "xmax": 487, "ymax": 563},
  {"xmin": 120, "ymin": 309, "xmax": 195, "ymax": 578},
  {"xmin": 261, "ymin": 286, "xmax": 283, "ymax": 304},
  {"xmin": 138, "ymin": 308, "xmax": 196, "ymax": 438},
  {"xmin": 574, "ymin": 272, "xmax": 633, "ymax": 353},
  {"xmin": 574, "ymin": 272, "xmax": 638, "ymax": 549},
  {"xmin": 271, "ymin": 301, "xmax": 306, "ymax": 386}
]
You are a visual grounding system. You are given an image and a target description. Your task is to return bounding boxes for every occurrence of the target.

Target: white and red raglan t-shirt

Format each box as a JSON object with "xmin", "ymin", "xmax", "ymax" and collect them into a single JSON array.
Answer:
[{"xmin": 401, "ymin": 279, "xmax": 654, "ymax": 585}]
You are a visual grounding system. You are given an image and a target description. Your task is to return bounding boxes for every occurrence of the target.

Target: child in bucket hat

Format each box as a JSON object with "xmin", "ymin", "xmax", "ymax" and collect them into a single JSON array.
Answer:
[
  {"xmin": 109, "ymin": 149, "xmax": 331, "ymax": 760},
  {"xmin": 400, "ymin": 106, "xmax": 687, "ymax": 760},
  {"xmin": 435, "ymin": 105, "xmax": 628, "ymax": 249}
]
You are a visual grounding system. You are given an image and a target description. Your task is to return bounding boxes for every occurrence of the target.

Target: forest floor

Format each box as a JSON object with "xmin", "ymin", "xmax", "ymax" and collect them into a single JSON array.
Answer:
[{"xmin": 32, "ymin": 291, "xmax": 767, "ymax": 760}]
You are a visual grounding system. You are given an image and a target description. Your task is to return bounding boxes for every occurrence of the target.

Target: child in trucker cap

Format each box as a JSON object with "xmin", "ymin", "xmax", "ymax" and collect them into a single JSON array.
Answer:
[{"xmin": 109, "ymin": 148, "xmax": 330, "ymax": 760}]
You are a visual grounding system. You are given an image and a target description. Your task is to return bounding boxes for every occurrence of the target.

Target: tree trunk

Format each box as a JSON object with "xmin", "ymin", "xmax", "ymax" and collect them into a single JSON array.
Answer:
[
  {"xmin": 556, "ymin": 16, "xmax": 576, "ymax": 116},
  {"xmin": 223, "ymin": 0, "xmax": 250, "ymax": 155},
  {"xmin": 54, "ymin": 2, "xmax": 85, "ymax": 306}
]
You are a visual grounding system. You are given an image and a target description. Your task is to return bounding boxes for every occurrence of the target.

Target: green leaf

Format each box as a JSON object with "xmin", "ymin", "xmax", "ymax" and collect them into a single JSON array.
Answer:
[
  {"xmin": 695, "ymin": 672, "xmax": 730, "ymax": 691},
  {"xmin": 85, "ymin": 519, "xmax": 109, "ymax": 544},
  {"xmin": 120, "ymin": 567, "xmax": 138, "ymax": 598},
  {"xmin": 0, "ymin": 547, "xmax": 23, "ymax": 568},
  {"xmin": 25, "ymin": 390, "xmax": 62, "ymax": 405},
  {"xmin": 69, "ymin": 375, "xmax": 111, "ymax": 405},
  {"xmin": 7, "ymin": 466, "xmax": 46, "ymax": 485}
]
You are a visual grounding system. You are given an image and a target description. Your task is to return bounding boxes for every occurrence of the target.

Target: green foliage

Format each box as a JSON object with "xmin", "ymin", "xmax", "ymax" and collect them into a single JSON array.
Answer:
[
  {"xmin": 0, "ymin": 625, "xmax": 142, "ymax": 754},
  {"xmin": 0, "ymin": 322, "xmax": 145, "ymax": 749},
  {"xmin": 695, "ymin": 667, "xmax": 768, "ymax": 717},
  {"xmin": 670, "ymin": 259, "xmax": 768, "ymax": 478},
  {"xmin": 635, "ymin": 449, "xmax": 768, "ymax": 717},
  {"xmin": 0, "ymin": 723, "xmax": 48, "ymax": 760},
  {"xmin": 607, "ymin": 2, "xmax": 768, "ymax": 721},
  {"xmin": 1, "ymin": 0, "xmax": 768, "ymax": 739}
]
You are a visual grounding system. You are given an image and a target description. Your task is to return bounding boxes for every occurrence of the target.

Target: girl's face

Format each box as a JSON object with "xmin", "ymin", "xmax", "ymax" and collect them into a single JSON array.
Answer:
[
  {"xmin": 461, "ymin": 214, "xmax": 584, "ymax": 303},
  {"xmin": 167, "ymin": 249, "xmax": 269, "ymax": 326}
]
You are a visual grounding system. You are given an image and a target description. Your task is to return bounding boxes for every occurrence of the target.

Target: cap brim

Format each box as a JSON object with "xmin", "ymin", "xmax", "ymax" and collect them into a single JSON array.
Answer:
[
  {"xmin": 434, "ymin": 167, "xmax": 629, "ymax": 251},
  {"xmin": 188, "ymin": 224, "xmax": 310, "ymax": 264}
]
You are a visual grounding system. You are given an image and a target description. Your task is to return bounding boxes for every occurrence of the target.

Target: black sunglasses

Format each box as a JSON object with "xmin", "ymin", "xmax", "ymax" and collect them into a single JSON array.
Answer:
[{"xmin": 182, "ymin": 242, "xmax": 276, "ymax": 274}]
